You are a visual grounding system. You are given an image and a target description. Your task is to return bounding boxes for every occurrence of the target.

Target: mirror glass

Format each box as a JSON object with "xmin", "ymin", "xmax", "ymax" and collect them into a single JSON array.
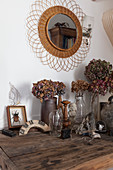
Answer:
[{"xmin": 48, "ymin": 14, "xmax": 77, "ymax": 49}]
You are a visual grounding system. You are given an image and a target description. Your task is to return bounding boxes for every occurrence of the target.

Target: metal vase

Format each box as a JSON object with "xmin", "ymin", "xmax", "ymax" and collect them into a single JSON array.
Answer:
[{"xmin": 41, "ymin": 97, "xmax": 57, "ymax": 125}]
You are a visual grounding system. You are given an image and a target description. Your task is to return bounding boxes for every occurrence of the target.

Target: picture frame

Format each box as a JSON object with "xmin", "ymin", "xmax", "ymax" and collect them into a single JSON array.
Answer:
[{"xmin": 7, "ymin": 105, "xmax": 27, "ymax": 129}]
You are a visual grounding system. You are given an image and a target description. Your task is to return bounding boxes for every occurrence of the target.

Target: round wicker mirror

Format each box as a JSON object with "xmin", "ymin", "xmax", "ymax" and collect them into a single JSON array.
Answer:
[
  {"xmin": 38, "ymin": 6, "xmax": 82, "ymax": 58},
  {"xmin": 27, "ymin": 0, "xmax": 91, "ymax": 72},
  {"xmin": 48, "ymin": 13, "xmax": 77, "ymax": 50}
]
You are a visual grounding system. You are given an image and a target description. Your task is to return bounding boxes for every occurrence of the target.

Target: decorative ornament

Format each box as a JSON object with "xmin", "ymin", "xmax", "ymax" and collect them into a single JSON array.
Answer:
[
  {"xmin": 9, "ymin": 82, "xmax": 21, "ymax": 105},
  {"xmin": 76, "ymin": 112, "xmax": 96, "ymax": 135},
  {"xmin": 68, "ymin": 102, "xmax": 77, "ymax": 117},
  {"xmin": 26, "ymin": 0, "xmax": 91, "ymax": 72},
  {"xmin": 19, "ymin": 120, "xmax": 50, "ymax": 135},
  {"xmin": 68, "ymin": 102, "xmax": 77, "ymax": 131},
  {"xmin": 96, "ymin": 121, "xmax": 106, "ymax": 133}
]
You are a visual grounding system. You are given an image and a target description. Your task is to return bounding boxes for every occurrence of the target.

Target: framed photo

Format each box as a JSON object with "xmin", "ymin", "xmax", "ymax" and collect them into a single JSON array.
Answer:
[{"xmin": 7, "ymin": 106, "xmax": 27, "ymax": 129}]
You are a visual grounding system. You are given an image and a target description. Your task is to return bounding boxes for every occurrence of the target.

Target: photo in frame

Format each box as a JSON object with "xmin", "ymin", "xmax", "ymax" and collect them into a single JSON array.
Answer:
[{"xmin": 7, "ymin": 106, "xmax": 27, "ymax": 128}]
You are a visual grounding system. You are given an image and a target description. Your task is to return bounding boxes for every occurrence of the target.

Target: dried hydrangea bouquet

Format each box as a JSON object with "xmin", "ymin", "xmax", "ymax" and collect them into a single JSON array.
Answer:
[
  {"xmin": 32, "ymin": 79, "xmax": 66, "ymax": 125},
  {"xmin": 84, "ymin": 59, "xmax": 113, "ymax": 120}
]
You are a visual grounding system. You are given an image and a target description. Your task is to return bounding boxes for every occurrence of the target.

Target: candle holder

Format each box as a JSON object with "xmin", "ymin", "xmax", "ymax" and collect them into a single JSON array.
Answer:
[{"xmin": 61, "ymin": 100, "xmax": 71, "ymax": 139}]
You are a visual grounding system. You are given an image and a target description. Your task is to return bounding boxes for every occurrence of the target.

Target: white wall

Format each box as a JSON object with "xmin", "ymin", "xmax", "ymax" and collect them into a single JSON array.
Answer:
[{"xmin": 0, "ymin": 0, "xmax": 113, "ymax": 129}]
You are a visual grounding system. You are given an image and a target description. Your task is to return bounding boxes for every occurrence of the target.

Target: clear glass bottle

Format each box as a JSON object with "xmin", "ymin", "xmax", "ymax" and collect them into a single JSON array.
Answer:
[
  {"xmin": 49, "ymin": 109, "xmax": 63, "ymax": 137},
  {"xmin": 75, "ymin": 94, "xmax": 86, "ymax": 124}
]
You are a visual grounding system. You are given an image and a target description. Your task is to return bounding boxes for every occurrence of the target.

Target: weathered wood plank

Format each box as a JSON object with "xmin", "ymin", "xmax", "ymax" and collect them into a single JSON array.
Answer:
[
  {"xmin": 10, "ymin": 138, "xmax": 113, "ymax": 170},
  {"xmin": 2, "ymin": 134, "xmax": 113, "ymax": 159},
  {"xmin": 1, "ymin": 132, "xmax": 113, "ymax": 169},
  {"xmin": 11, "ymin": 146, "xmax": 113, "ymax": 170},
  {"xmin": 0, "ymin": 148, "xmax": 17, "ymax": 170},
  {"xmin": 72, "ymin": 153, "xmax": 113, "ymax": 170}
]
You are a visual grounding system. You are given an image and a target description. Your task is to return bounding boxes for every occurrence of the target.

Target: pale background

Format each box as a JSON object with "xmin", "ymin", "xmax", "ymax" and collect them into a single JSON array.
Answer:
[
  {"xmin": 10, "ymin": 108, "xmax": 24, "ymax": 126},
  {"xmin": 0, "ymin": 0, "xmax": 113, "ymax": 129}
]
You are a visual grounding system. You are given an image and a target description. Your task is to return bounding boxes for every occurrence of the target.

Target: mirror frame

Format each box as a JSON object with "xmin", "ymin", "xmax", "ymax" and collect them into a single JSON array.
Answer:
[
  {"xmin": 38, "ymin": 6, "xmax": 82, "ymax": 58},
  {"xmin": 26, "ymin": 0, "xmax": 91, "ymax": 72}
]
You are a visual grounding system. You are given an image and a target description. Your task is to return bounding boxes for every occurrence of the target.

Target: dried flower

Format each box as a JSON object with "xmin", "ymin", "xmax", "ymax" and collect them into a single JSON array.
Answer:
[
  {"xmin": 84, "ymin": 59, "xmax": 112, "ymax": 82},
  {"xmin": 71, "ymin": 80, "xmax": 89, "ymax": 96},
  {"xmin": 55, "ymin": 81, "xmax": 66, "ymax": 95},
  {"xmin": 108, "ymin": 71, "xmax": 113, "ymax": 93},
  {"xmin": 32, "ymin": 79, "xmax": 66, "ymax": 103},
  {"xmin": 88, "ymin": 79, "xmax": 108, "ymax": 96},
  {"xmin": 84, "ymin": 59, "xmax": 113, "ymax": 96}
]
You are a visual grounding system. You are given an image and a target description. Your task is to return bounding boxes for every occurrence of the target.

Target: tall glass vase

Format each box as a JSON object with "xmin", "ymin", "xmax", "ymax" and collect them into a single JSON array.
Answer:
[
  {"xmin": 91, "ymin": 93, "xmax": 100, "ymax": 121},
  {"xmin": 90, "ymin": 93, "xmax": 98, "ymax": 131},
  {"xmin": 49, "ymin": 109, "xmax": 63, "ymax": 137},
  {"xmin": 75, "ymin": 94, "xmax": 86, "ymax": 125}
]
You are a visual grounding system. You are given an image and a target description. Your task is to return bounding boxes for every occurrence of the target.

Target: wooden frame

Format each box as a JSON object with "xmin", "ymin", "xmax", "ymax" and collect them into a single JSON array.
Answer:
[
  {"xmin": 27, "ymin": 0, "xmax": 91, "ymax": 72},
  {"xmin": 38, "ymin": 6, "xmax": 82, "ymax": 58},
  {"xmin": 7, "ymin": 106, "xmax": 27, "ymax": 129}
]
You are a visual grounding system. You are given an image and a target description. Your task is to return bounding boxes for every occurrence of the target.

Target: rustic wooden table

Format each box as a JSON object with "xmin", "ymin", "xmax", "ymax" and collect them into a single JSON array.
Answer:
[{"xmin": 0, "ymin": 131, "xmax": 113, "ymax": 170}]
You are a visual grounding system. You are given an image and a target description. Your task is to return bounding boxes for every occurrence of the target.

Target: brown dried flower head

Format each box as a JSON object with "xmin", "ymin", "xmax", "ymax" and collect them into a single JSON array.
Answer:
[{"xmin": 71, "ymin": 80, "xmax": 89, "ymax": 94}]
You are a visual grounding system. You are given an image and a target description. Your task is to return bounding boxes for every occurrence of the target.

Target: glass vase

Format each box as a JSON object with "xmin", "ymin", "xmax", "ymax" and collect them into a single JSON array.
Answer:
[
  {"xmin": 91, "ymin": 93, "xmax": 100, "ymax": 121},
  {"xmin": 49, "ymin": 109, "xmax": 63, "ymax": 137},
  {"xmin": 75, "ymin": 94, "xmax": 86, "ymax": 125},
  {"xmin": 89, "ymin": 93, "xmax": 97, "ymax": 132}
]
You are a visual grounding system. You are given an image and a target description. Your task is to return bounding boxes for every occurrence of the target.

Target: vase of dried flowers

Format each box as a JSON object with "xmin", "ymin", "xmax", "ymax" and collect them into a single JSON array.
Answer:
[
  {"xmin": 85, "ymin": 59, "xmax": 113, "ymax": 121},
  {"xmin": 71, "ymin": 80, "xmax": 89, "ymax": 124},
  {"xmin": 32, "ymin": 79, "xmax": 66, "ymax": 125},
  {"xmin": 32, "ymin": 79, "xmax": 57, "ymax": 125}
]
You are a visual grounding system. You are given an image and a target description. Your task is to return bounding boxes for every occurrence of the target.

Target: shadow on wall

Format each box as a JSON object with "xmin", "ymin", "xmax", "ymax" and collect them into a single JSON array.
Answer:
[
  {"xmin": 65, "ymin": 82, "xmax": 70, "ymax": 100},
  {"xmin": 64, "ymin": 82, "xmax": 75, "ymax": 102},
  {"xmin": 74, "ymin": 62, "xmax": 86, "ymax": 81},
  {"xmin": 31, "ymin": 96, "xmax": 41, "ymax": 120},
  {"xmin": 18, "ymin": 83, "xmax": 41, "ymax": 121},
  {"xmin": 3, "ymin": 106, "xmax": 8, "ymax": 128}
]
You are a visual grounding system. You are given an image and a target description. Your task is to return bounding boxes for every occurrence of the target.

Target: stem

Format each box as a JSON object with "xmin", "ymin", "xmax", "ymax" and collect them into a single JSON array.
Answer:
[{"xmin": 91, "ymin": 93, "xmax": 97, "ymax": 112}]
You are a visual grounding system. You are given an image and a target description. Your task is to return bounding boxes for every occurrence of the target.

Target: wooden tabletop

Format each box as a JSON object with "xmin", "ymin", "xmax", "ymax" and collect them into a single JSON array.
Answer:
[{"xmin": 0, "ymin": 131, "xmax": 113, "ymax": 170}]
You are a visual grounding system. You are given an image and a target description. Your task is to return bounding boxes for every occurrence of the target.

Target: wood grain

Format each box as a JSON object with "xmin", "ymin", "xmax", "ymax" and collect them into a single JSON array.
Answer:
[
  {"xmin": 0, "ymin": 148, "xmax": 17, "ymax": 170},
  {"xmin": 74, "ymin": 153, "xmax": 113, "ymax": 170},
  {"xmin": 0, "ymin": 132, "xmax": 113, "ymax": 169}
]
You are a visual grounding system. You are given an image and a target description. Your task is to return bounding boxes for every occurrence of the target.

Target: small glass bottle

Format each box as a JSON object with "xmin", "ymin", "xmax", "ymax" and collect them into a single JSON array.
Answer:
[
  {"xmin": 75, "ymin": 94, "xmax": 86, "ymax": 125},
  {"xmin": 49, "ymin": 109, "xmax": 63, "ymax": 137}
]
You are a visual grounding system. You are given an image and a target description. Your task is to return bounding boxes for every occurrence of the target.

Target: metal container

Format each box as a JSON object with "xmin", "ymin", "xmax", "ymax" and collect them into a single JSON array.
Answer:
[
  {"xmin": 41, "ymin": 97, "xmax": 57, "ymax": 125},
  {"xmin": 101, "ymin": 96, "xmax": 113, "ymax": 130}
]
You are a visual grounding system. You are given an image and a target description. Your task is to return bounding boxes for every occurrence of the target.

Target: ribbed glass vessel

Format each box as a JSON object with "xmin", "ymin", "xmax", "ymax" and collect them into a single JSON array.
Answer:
[
  {"xmin": 75, "ymin": 95, "xmax": 86, "ymax": 124},
  {"xmin": 49, "ymin": 109, "xmax": 63, "ymax": 137}
]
